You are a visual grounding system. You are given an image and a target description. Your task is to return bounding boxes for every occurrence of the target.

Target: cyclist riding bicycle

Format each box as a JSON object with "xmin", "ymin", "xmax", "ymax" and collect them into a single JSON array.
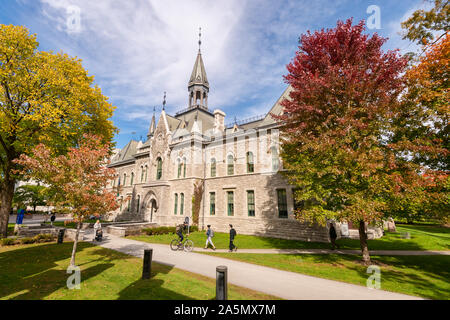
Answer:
[{"xmin": 176, "ymin": 222, "xmax": 189, "ymax": 243}]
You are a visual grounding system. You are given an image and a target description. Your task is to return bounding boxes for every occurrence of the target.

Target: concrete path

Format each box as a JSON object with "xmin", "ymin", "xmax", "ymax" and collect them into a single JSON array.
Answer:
[
  {"xmin": 86, "ymin": 230, "xmax": 422, "ymax": 300},
  {"xmin": 193, "ymin": 248, "xmax": 450, "ymax": 256}
]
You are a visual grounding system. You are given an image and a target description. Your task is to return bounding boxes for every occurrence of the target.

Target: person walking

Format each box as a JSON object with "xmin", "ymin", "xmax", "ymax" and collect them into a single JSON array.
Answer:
[
  {"xmin": 229, "ymin": 224, "xmax": 237, "ymax": 252},
  {"xmin": 204, "ymin": 225, "xmax": 216, "ymax": 250},
  {"xmin": 329, "ymin": 223, "xmax": 340, "ymax": 250},
  {"xmin": 50, "ymin": 212, "xmax": 56, "ymax": 226}
]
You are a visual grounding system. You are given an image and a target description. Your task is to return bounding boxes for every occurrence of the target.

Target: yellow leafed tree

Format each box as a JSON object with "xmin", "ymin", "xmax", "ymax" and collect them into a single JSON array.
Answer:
[{"xmin": 0, "ymin": 24, "xmax": 117, "ymax": 238}]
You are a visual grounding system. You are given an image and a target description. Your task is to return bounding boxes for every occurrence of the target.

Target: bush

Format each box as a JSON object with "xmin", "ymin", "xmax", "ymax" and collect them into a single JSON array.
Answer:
[
  {"xmin": 20, "ymin": 237, "xmax": 36, "ymax": 244},
  {"xmin": 1, "ymin": 238, "xmax": 16, "ymax": 246},
  {"xmin": 33, "ymin": 233, "xmax": 55, "ymax": 243},
  {"xmin": 142, "ymin": 225, "xmax": 198, "ymax": 236}
]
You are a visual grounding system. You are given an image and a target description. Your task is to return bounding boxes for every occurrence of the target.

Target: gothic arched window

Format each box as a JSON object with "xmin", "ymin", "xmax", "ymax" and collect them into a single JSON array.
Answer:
[
  {"xmin": 156, "ymin": 158, "xmax": 163, "ymax": 180},
  {"xmin": 211, "ymin": 158, "xmax": 216, "ymax": 177},
  {"xmin": 227, "ymin": 154, "xmax": 234, "ymax": 175},
  {"xmin": 271, "ymin": 147, "xmax": 279, "ymax": 172},
  {"xmin": 247, "ymin": 152, "xmax": 254, "ymax": 173}
]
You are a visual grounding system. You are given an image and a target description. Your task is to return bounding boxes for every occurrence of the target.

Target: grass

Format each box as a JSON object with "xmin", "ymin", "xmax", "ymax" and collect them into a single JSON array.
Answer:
[
  {"xmin": 129, "ymin": 224, "xmax": 450, "ymax": 251},
  {"xmin": 0, "ymin": 242, "xmax": 280, "ymax": 300},
  {"xmin": 201, "ymin": 252, "xmax": 450, "ymax": 300},
  {"xmin": 7, "ymin": 224, "xmax": 14, "ymax": 236}
]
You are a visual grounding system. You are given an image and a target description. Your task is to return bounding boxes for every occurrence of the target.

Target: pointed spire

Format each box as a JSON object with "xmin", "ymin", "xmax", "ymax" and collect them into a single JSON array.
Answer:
[
  {"xmin": 162, "ymin": 92, "xmax": 167, "ymax": 110},
  {"xmin": 147, "ymin": 106, "xmax": 156, "ymax": 138},
  {"xmin": 198, "ymin": 27, "xmax": 202, "ymax": 52},
  {"xmin": 189, "ymin": 28, "xmax": 209, "ymax": 89}
]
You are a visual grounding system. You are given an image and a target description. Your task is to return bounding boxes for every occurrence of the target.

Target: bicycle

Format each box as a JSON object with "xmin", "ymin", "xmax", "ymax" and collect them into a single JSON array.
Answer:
[{"xmin": 170, "ymin": 236, "xmax": 194, "ymax": 252}]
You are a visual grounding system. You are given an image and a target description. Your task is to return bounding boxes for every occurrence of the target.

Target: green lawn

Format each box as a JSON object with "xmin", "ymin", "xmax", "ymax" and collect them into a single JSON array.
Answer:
[
  {"xmin": 129, "ymin": 224, "xmax": 450, "ymax": 251},
  {"xmin": 201, "ymin": 252, "xmax": 450, "ymax": 300},
  {"xmin": 0, "ymin": 242, "xmax": 279, "ymax": 300}
]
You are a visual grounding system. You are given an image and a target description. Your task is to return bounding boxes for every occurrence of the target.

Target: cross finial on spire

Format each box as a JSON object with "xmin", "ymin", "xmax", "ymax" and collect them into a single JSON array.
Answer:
[
  {"xmin": 198, "ymin": 27, "xmax": 202, "ymax": 52},
  {"xmin": 162, "ymin": 92, "xmax": 166, "ymax": 110}
]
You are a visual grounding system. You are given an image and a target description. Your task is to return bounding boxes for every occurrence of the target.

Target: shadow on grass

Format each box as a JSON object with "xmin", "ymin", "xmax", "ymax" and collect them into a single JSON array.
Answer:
[
  {"xmin": 117, "ymin": 263, "xmax": 194, "ymax": 300},
  {"xmin": 0, "ymin": 242, "xmax": 120, "ymax": 300},
  {"xmin": 318, "ymin": 254, "xmax": 450, "ymax": 300}
]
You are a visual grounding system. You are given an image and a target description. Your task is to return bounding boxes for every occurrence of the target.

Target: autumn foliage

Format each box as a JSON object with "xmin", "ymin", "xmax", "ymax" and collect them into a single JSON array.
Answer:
[
  {"xmin": 276, "ymin": 19, "xmax": 409, "ymax": 262},
  {"xmin": 15, "ymin": 134, "xmax": 118, "ymax": 266}
]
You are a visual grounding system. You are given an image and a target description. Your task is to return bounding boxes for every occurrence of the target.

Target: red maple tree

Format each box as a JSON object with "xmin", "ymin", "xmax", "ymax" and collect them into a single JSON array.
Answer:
[
  {"xmin": 15, "ymin": 134, "xmax": 118, "ymax": 266},
  {"xmin": 276, "ymin": 19, "xmax": 409, "ymax": 263}
]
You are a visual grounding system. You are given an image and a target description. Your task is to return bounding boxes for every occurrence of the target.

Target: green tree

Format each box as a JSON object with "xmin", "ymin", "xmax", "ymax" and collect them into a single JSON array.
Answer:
[
  {"xmin": 0, "ymin": 24, "xmax": 116, "ymax": 238},
  {"xmin": 13, "ymin": 184, "xmax": 48, "ymax": 214},
  {"xmin": 401, "ymin": 0, "xmax": 449, "ymax": 52}
]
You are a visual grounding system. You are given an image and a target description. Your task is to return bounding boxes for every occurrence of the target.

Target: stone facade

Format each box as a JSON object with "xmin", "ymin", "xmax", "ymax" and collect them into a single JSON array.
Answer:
[{"xmin": 106, "ymin": 46, "xmax": 332, "ymax": 242}]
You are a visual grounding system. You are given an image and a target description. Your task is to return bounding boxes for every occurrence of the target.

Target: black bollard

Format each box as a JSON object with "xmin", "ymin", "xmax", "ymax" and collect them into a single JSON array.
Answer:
[
  {"xmin": 57, "ymin": 229, "xmax": 65, "ymax": 244},
  {"xmin": 142, "ymin": 249, "xmax": 153, "ymax": 279},
  {"xmin": 216, "ymin": 266, "xmax": 228, "ymax": 300}
]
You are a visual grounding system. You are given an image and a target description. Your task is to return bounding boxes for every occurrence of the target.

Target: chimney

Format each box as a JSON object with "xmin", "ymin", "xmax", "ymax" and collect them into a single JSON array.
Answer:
[{"xmin": 214, "ymin": 109, "xmax": 226, "ymax": 132}]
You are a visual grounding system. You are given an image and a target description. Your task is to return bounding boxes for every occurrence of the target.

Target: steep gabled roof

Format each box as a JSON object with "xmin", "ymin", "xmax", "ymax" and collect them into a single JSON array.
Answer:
[
  {"xmin": 260, "ymin": 85, "xmax": 293, "ymax": 126},
  {"xmin": 188, "ymin": 51, "xmax": 209, "ymax": 88}
]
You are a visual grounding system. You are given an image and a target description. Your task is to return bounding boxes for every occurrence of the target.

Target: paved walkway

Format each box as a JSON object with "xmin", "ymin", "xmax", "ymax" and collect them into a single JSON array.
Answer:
[
  {"xmin": 193, "ymin": 248, "xmax": 450, "ymax": 256},
  {"xmin": 85, "ymin": 230, "xmax": 422, "ymax": 300}
]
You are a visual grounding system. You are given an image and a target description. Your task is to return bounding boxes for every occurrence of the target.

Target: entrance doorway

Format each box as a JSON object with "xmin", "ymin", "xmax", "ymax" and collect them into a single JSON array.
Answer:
[{"xmin": 149, "ymin": 199, "xmax": 157, "ymax": 222}]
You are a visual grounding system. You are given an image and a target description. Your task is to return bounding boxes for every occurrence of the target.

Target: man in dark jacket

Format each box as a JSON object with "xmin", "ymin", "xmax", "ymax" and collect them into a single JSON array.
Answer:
[
  {"xmin": 229, "ymin": 224, "xmax": 237, "ymax": 252},
  {"xmin": 329, "ymin": 223, "xmax": 340, "ymax": 250},
  {"xmin": 176, "ymin": 222, "xmax": 188, "ymax": 243}
]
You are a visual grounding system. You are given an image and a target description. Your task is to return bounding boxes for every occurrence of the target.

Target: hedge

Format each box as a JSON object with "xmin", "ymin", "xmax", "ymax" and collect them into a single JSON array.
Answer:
[{"xmin": 142, "ymin": 225, "xmax": 198, "ymax": 236}]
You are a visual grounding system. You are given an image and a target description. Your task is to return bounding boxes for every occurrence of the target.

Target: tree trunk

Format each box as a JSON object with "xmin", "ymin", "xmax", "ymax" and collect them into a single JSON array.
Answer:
[
  {"xmin": 358, "ymin": 220, "xmax": 371, "ymax": 265},
  {"xmin": 69, "ymin": 221, "xmax": 82, "ymax": 267},
  {"xmin": 0, "ymin": 180, "xmax": 15, "ymax": 239}
]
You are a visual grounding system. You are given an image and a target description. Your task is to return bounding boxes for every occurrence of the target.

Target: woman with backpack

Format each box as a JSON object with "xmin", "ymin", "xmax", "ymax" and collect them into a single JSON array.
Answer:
[{"xmin": 204, "ymin": 225, "xmax": 216, "ymax": 250}]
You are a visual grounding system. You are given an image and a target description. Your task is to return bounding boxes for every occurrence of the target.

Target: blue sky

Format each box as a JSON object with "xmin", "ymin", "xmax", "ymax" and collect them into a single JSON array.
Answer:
[{"xmin": 1, "ymin": 0, "xmax": 428, "ymax": 149}]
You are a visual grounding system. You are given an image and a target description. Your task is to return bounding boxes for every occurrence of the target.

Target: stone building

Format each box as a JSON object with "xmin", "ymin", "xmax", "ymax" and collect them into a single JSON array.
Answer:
[{"xmin": 106, "ymin": 43, "xmax": 333, "ymax": 242}]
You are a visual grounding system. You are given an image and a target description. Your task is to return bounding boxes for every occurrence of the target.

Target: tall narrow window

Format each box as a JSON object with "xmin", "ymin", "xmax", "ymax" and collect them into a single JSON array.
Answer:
[
  {"xmin": 211, "ymin": 158, "xmax": 216, "ymax": 177},
  {"xmin": 120, "ymin": 196, "xmax": 123, "ymax": 211},
  {"xmin": 137, "ymin": 195, "xmax": 140, "ymax": 213},
  {"xmin": 117, "ymin": 177, "xmax": 121, "ymax": 196},
  {"xmin": 123, "ymin": 173, "xmax": 127, "ymax": 186},
  {"xmin": 174, "ymin": 193, "xmax": 178, "ymax": 215},
  {"xmin": 210, "ymin": 192, "xmax": 216, "ymax": 215},
  {"xmin": 140, "ymin": 166, "xmax": 144, "ymax": 182},
  {"xmin": 183, "ymin": 158, "xmax": 187, "ymax": 178},
  {"xmin": 247, "ymin": 190, "xmax": 255, "ymax": 216},
  {"xmin": 144, "ymin": 165, "xmax": 148, "ymax": 182},
  {"xmin": 130, "ymin": 172, "xmax": 134, "ymax": 185},
  {"xmin": 227, "ymin": 155, "xmax": 234, "ymax": 175},
  {"xmin": 177, "ymin": 160, "xmax": 182, "ymax": 178},
  {"xmin": 180, "ymin": 193, "xmax": 184, "ymax": 215},
  {"xmin": 127, "ymin": 197, "xmax": 131, "ymax": 212},
  {"xmin": 156, "ymin": 158, "xmax": 162, "ymax": 180},
  {"xmin": 271, "ymin": 147, "xmax": 279, "ymax": 172},
  {"xmin": 277, "ymin": 189, "xmax": 288, "ymax": 218},
  {"xmin": 247, "ymin": 152, "xmax": 254, "ymax": 173},
  {"xmin": 227, "ymin": 191, "xmax": 234, "ymax": 216}
]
